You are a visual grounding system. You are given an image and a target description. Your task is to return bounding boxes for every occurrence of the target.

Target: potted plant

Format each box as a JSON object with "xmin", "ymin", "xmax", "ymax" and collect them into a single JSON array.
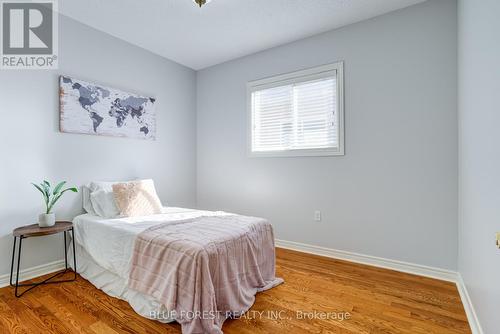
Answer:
[{"xmin": 32, "ymin": 180, "xmax": 78, "ymax": 227}]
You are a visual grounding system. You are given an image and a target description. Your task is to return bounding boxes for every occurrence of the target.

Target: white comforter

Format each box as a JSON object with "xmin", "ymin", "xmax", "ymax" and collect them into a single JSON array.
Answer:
[{"xmin": 73, "ymin": 207, "xmax": 231, "ymax": 280}]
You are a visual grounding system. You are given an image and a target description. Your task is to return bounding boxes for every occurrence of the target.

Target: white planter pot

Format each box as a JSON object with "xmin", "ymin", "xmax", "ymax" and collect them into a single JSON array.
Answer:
[{"xmin": 38, "ymin": 213, "xmax": 55, "ymax": 227}]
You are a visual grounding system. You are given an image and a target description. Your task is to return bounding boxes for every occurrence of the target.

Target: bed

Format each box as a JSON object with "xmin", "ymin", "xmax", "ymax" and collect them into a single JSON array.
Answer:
[{"xmin": 69, "ymin": 206, "xmax": 283, "ymax": 334}]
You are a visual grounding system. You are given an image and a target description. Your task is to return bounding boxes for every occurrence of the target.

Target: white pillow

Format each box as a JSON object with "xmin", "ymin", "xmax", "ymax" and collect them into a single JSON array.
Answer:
[
  {"xmin": 82, "ymin": 185, "xmax": 96, "ymax": 215},
  {"xmin": 89, "ymin": 181, "xmax": 119, "ymax": 192},
  {"xmin": 84, "ymin": 180, "xmax": 130, "ymax": 217},
  {"xmin": 90, "ymin": 189, "xmax": 120, "ymax": 218}
]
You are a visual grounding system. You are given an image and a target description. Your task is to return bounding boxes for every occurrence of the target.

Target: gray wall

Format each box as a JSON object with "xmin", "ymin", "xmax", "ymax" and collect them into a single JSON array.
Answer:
[
  {"xmin": 0, "ymin": 15, "xmax": 197, "ymax": 276},
  {"xmin": 458, "ymin": 0, "xmax": 500, "ymax": 332},
  {"xmin": 197, "ymin": 0, "xmax": 458, "ymax": 269}
]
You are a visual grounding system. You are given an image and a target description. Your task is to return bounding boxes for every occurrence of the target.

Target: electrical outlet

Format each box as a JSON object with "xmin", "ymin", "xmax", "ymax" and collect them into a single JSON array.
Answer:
[
  {"xmin": 496, "ymin": 232, "xmax": 500, "ymax": 249},
  {"xmin": 314, "ymin": 210, "xmax": 321, "ymax": 222}
]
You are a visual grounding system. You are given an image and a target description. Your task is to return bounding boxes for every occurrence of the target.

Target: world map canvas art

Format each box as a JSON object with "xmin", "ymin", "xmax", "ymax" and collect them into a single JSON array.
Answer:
[{"xmin": 59, "ymin": 76, "xmax": 156, "ymax": 140}]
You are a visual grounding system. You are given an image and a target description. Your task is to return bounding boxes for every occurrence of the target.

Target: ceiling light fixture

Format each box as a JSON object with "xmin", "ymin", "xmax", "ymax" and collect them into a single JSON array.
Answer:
[{"xmin": 193, "ymin": 0, "xmax": 212, "ymax": 8}]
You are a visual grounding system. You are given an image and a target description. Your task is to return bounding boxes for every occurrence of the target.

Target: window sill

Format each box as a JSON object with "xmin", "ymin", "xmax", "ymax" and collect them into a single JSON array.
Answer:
[{"xmin": 248, "ymin": 148, "xmax": 344, "ymax": 158}]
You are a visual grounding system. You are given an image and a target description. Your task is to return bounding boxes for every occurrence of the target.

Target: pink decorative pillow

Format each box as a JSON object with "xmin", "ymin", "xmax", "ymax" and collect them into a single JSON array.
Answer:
[{"xmin": 112, "ymin": 179, "xmax": 162, "ymax": 217}]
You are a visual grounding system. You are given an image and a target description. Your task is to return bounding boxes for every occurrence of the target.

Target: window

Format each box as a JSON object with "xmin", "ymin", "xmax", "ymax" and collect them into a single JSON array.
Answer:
[{"xmin": 247, "ymin": 62, "xmax": 344, "ymax": 157}]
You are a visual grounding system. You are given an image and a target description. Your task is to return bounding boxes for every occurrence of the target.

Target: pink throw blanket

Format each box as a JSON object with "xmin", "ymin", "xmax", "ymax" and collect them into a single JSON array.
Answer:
[{"xmin": 128, "ymin": 215, "xmax": 284, "ymax": 334}]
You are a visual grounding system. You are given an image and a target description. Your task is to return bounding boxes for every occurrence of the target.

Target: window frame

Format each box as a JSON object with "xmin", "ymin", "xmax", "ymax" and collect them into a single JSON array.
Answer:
[{"xmin": 247, "ymin": 61, "xmax": 344, "ymax": 158}]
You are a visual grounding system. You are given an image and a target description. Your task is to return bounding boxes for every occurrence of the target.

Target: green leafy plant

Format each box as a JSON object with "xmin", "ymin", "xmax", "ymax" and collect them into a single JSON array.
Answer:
[{"xmin": 32, "ymin": 180, "xmax": 78, "ymax": 214}]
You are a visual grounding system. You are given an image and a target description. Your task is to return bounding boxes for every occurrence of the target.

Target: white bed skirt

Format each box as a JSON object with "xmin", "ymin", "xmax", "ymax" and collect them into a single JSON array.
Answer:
[{"xmin": 68, "ymin": 243, "xmax": 175, "ymax": 323}]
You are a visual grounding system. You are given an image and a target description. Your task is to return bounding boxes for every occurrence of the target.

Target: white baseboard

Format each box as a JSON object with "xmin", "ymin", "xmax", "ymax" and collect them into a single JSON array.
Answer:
[
  {"xmin": 275, "ymin": 239, "xmax": 458, "ymax": 282},
  {"xmin": 0, "ymin": 260, "xmax": 66, "ymax": 288},
  {"xmin": 456, "ymin": 274, "xmax": 484, "ymax": 334},
  {"xmin": 275, "ymin": 239, "xmax": 483, "ymax": 334}
]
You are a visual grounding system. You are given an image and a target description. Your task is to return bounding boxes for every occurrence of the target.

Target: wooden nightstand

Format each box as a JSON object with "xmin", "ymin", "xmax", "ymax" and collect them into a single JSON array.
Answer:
[{"xmin": 10, "ymin": 221, "xmax": 77, "ymax": 297}]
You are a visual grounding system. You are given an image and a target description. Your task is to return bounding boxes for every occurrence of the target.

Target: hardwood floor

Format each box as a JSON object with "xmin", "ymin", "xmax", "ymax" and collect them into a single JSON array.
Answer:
[{"xmin": 0, "ymin": 248, "xmax": 470, "ymax": 334}]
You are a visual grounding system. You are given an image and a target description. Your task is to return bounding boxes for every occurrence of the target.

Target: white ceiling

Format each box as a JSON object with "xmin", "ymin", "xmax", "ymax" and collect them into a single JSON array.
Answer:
[{"xmin": 59, "ymin": 0, "xmax": 427, "ymax": 70}]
